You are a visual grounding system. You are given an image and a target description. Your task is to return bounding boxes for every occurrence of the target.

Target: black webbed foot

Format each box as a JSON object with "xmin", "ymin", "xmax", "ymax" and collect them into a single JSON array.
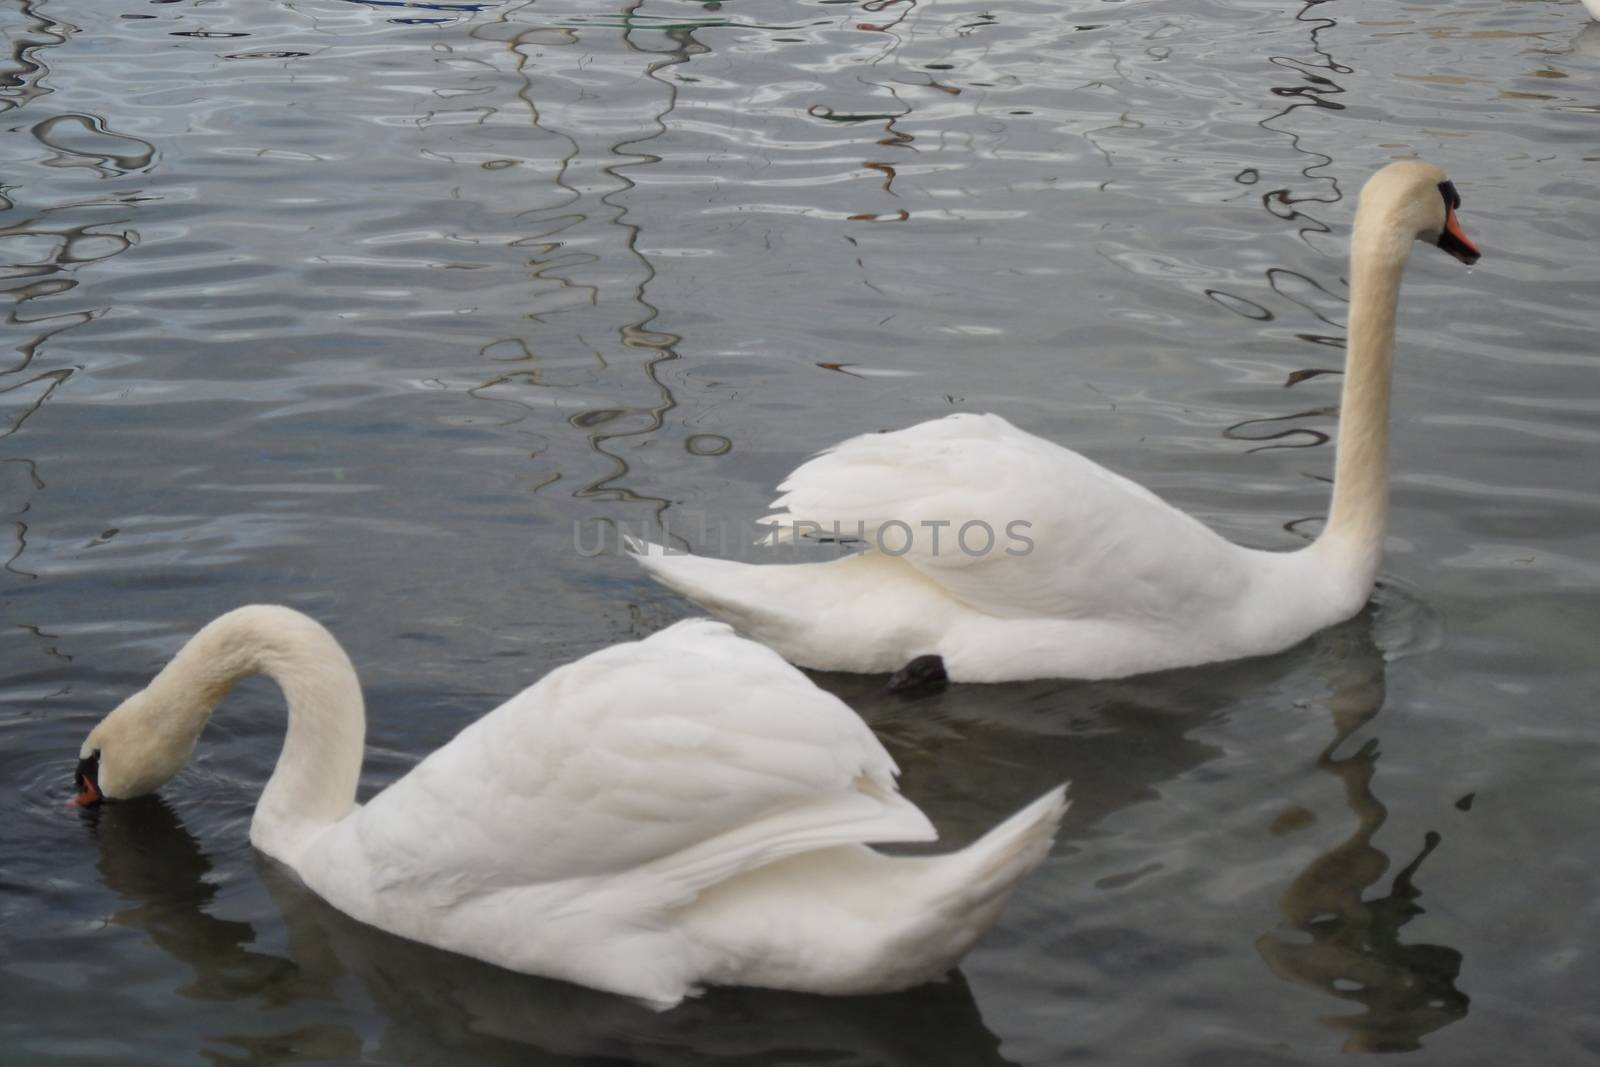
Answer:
[{"xmin": 888, "ymin": 654, "xmax": 947, "ymax": 694}]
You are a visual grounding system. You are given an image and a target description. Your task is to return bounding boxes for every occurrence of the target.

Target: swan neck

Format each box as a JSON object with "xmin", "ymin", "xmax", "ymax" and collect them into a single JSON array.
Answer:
[
  {"xmin": 149, "ymin": 606, "xmax": 365, "ymax": 862},
  {"xmin": 1315, "ymin": 217, "xmax": 1410, "ymax": 589}
]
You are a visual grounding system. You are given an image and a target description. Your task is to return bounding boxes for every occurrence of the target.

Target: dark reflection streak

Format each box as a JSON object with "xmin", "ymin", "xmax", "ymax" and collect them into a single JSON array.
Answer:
[
  {"xmin": 5, "ymin": 519, "xmax": 37, "ymax": 579},
  {"xmin": 1206, "ymin": 288, "xmax": 1273, "ymax": 321},
  {"xmin": 1223, "ymin": 407, "xmax": 1335, "ymax": 453},
  {"xmin": 462, "ymin": 9, "xmax": 594, "ymax": 464},
  {"xmin": 16, "ymin": 622, "xmax": 70, "ymax": 660},
  {"xmin": 1285, "ymin": 367, "xmax": 1340, "ymax": 388},
  {"xmin": 1083, "ymin": 110, "xmax": 1140, "ymax": 170},
  {"xmin": 1256, "ymin": 621, "xmax": 1470, "ymax": 1053},
  {"xmin": 30, "ymin": 112, "xmax": 157, "ymax": 175},
  {"xmin": 480, "ymin": 6, "xmax": 585, "ymax": 265},
  {"xmin": 843, "ymin": 80, "xmax": 918, "ymax": 226},
  {"xmin": 865, "ymin": 160, "xmax": 896, "ymax": 193},
  {"xmin": 1, "ymin": 433, "xmax": 54, "ymax": 594},
  {"xmin": 847, "ymin": 209, "xmax": 909, "ymax": 223},
  {"xmin": 0, "ymin": 149, "xmax": 135, "ymax": 600},
  {"xmin": 858, "ymin": 0, "xmax": 916, "ymax": 35},
  {"xmin": 807, "ymin": 103, "xmax": 909, "ymax": 123},
  {"xmin": 1267, "ymin": 266, "xmax": 1347, "ymax": 329},
  {"xmin": 1255, "ymin": 0, "xmax": 1351, "ymax": 242},
  {"xmin": 1, "ymin": 455, "xmax": 43, "ymax": 495},
  {"xmin": 465, "ymin": 6, "xmax": 682, "ymax": 512},
  {"xmin": 878, "ymin": 118, "xmax": 914, "ymax": 149},
  {"xmin": 1283, "ymin": 514, "xmax": 1322, "ymax": 539},
  {"xmin": 0, "ymin": 367, "xmax": 71, "ymax": 438},
  {"xmin": 1227, "ymin": 2, "xmax": 1353, "ymax": 468},
  {"xmin": 0, "ymin": 0, "xmax": 76, "ymax": 115},
  {"xmin": 566, "ymin": 4, "xmax": 703, "ymax": 512},
  {"xmin": 3, "ymin": 304, "xmax": 94, "ymax": 377},
  {"xmin": 895, "ymin": 71, "xmax": 959, "ymax": 97}
]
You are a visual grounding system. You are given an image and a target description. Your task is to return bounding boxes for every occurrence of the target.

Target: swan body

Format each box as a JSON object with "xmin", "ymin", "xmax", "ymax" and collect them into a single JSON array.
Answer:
[
  {"xmin": 634, "ymin": 416, "xmax": 1359, "ymax": 681},
  {"xmin": 74, "ymin": 606, "xmax": 1066, "ymax": 1005},
  {"xmin": 633, "ymin": 160, "xmax": 1481, "ymax": 683},
  {"xmin": 1584, "ymin": 0, "xmax": 1600, "ymax": 21}
]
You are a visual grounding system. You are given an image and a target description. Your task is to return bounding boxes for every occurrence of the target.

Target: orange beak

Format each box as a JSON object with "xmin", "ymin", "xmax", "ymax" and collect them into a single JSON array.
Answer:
[
  {"xmin": 1438, "ymin": 206, "xmax": 1480, "ymax": 265},
  {"xmin": 71, "ymin": 779, "xmax": 101, "ymax": 807},
  {"xmin": 71, "ymin": 754, "xmax": 103, "ymax": 807}
]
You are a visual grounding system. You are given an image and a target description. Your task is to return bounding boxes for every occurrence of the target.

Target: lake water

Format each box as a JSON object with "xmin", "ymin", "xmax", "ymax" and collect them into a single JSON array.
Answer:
[{"xmin": 3, "ymin": 0, "xmax": 1598, "ymax": 1062}]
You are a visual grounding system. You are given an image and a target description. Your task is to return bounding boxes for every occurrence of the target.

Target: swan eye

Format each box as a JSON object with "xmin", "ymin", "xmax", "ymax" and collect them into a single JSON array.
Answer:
[{"xmin": 1437, "ymin": 180, "xmax": 1461, "ymax": 211}]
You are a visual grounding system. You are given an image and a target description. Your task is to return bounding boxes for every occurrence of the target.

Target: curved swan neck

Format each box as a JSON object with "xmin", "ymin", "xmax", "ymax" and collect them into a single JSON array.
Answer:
[
  {"xmin": 1312, "ymin": 204, "xmax": 1414, "ymax": 589},
  {"xmin": 148, "ymin": 605, "xmax": 365, "ymax": 862}
]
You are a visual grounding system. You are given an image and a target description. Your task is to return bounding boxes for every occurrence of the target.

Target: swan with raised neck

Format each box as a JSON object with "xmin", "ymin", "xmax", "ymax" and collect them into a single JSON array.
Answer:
[
  {"xmin": 631, "ymin": 159, "xmax": 1482, "ymax": 683},
  {"xmin": 72, "ymin": 608, "xmax": 1067, "ymax": 1004},
  {"xmin": 1307, "ymin": 160, "xmax": 1477, "ymax": 596}
]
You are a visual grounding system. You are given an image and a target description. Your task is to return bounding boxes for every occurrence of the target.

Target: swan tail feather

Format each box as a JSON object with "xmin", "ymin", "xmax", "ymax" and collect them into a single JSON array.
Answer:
[
  {"xmin": 626, "ymin": 538, "xmax": 804, "ymax": 635},
  {"xmin": 626, "ymin": 537, "xmax": 758, "ymax": 605},
  {"xmin": 873, "ymin": 785, "xmax": 1068, "ymax": 986},
  {"xmin": 925, "ymin": 784, "xmax": 1067, "ymax": 910},
  {"xmin": 667, "ymin": 786, "xmax": 1064, "ymax": 996},
  {"xmin": 626, "ymin": 539, "xmax": 949, "ymax": 673}
]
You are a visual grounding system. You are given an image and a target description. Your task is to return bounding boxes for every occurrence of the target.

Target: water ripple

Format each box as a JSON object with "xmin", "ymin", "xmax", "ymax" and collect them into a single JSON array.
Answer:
[{"xmin": 0, "ymin": 0, "xmax": 1597, "ymax": 1062}]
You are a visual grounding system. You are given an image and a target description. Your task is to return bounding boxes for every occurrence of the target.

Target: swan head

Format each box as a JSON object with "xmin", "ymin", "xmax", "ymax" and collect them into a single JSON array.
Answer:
[
  {"xmin": 1360, "ymin": 160, "xmax": 1480, "ymax": 265},
  {"xmin": 73, "ymin": 690, "xmax": 200, "ymax": 806}
]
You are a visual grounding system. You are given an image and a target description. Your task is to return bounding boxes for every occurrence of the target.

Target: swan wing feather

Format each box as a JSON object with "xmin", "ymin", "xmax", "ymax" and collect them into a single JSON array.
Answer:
[
  {"xmin": 350, "ymin": 619, "xmax": 933, "ymax": 905},
  {"xmin": 762, "ymin": 412, "xmax": 1247, "ymax": 620}
]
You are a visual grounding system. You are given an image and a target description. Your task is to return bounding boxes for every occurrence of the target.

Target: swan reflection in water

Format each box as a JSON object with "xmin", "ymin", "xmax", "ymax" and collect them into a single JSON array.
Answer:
[
  {"xmin": 83, "ymin": 796, "xmax": 1022, "ymax": 1067},
  {"xmin": 84, "ymin": 798, "xmax": 310, "ymax": 1006},
  {"xmin": 1256, "ymin": 611, "xmax": 1470, "ymax": 1053}
]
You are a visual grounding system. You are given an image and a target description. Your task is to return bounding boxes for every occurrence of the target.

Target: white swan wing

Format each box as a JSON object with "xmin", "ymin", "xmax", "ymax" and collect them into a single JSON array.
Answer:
[
  {"xmin": 349, "ymin": 619, "xmax": 933, "ymax": 905},
  {"xmin": 763, "ymin": 412, "xmax": 1248, "ymax": 620}
]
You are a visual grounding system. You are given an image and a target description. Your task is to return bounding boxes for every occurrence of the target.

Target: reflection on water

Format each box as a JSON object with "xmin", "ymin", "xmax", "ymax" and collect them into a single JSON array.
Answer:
[
  {"xmin": 84, "ymin": 793, "xmax": 1021, "ymax": 1067},
  {"xmin": 3, "ymin": 0, "xmax": 1598, "ymax": 1062},
  {"xmin": 86, "ymin": 798, "xmax": 309, "ymax": 1004},
  {"xmin": 0, "ymin": 0, "xmax": 71, "ymax": 118},
  {"xmin": 439, "ymin": 0, "xmax": 697, "ymax": 511},
  {"xmin": 1257, "ymin": 617, "xmax": 1469, "ymax": 1053}
]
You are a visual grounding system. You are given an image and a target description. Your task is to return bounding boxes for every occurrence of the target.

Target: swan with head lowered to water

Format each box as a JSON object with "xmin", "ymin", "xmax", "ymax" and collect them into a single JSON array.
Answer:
[
  {"xmin": 631, "ymin": 160, "xmax": 1482, "ymax": 685},
  {"xmin": 71, "ymin": 606, "xmax": 1066, "ymax": 1005}
]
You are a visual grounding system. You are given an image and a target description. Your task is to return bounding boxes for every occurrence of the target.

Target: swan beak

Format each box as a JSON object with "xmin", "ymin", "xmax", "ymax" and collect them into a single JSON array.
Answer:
[
  {"xmin": 71, "ymin": 756, "xmax": 103, "ymax": 808},
  {"xmin": 1437, "ymin": 207, "xmax": 1480, "ymax": 265}
]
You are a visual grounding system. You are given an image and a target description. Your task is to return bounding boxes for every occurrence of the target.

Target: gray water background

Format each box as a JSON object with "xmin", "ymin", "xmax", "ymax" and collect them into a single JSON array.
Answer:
[{"xmin": 2, "ymin": 0, "xmax": 1598, "ymax": 1063}]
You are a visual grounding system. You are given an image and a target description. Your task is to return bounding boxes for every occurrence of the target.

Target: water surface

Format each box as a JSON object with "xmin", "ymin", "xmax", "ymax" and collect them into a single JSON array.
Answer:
[{"xmin": 3, "ymin": 0, "xmax": 1599, "ymax": 1063}]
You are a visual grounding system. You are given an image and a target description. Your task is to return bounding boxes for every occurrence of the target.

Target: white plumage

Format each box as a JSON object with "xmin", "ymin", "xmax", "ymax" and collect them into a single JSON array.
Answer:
[
  {"xmin": 634, "ymin": 160, "xmax": 1482, "ymax": 683},
  {"xmin": 74, "ymin": 606, "xmax": 1066, "ymax": 1005},
  {"xmin": 635, "ymin": 413, "xmax": 1341, "ymax": 681}
]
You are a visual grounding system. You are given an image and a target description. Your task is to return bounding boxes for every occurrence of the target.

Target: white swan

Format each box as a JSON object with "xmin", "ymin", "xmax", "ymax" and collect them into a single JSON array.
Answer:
[
  {"xmin": 71, "ymin": 606, "xmax": 1067, "ymax": 1005},
  {"xmin": 632, "ymin": 160, "xmax": 1481, "ymax": 684},
  {"xmin": 1584, "ymin": 0, "xmax": 1600, "ymax": 21}
]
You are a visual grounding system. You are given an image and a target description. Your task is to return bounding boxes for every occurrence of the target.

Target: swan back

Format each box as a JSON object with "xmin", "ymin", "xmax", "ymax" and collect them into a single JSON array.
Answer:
[
  {"xmin": 765, "ymin": 413, "xmax": 1256, "ymax": 625},
  {"xmin": 77, "ymin": 610, "xmax": 1064, "ymax": 1004},
  {"xmin": 314, "ymin": 618, "xmax": 933, "ymax": 912}
]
